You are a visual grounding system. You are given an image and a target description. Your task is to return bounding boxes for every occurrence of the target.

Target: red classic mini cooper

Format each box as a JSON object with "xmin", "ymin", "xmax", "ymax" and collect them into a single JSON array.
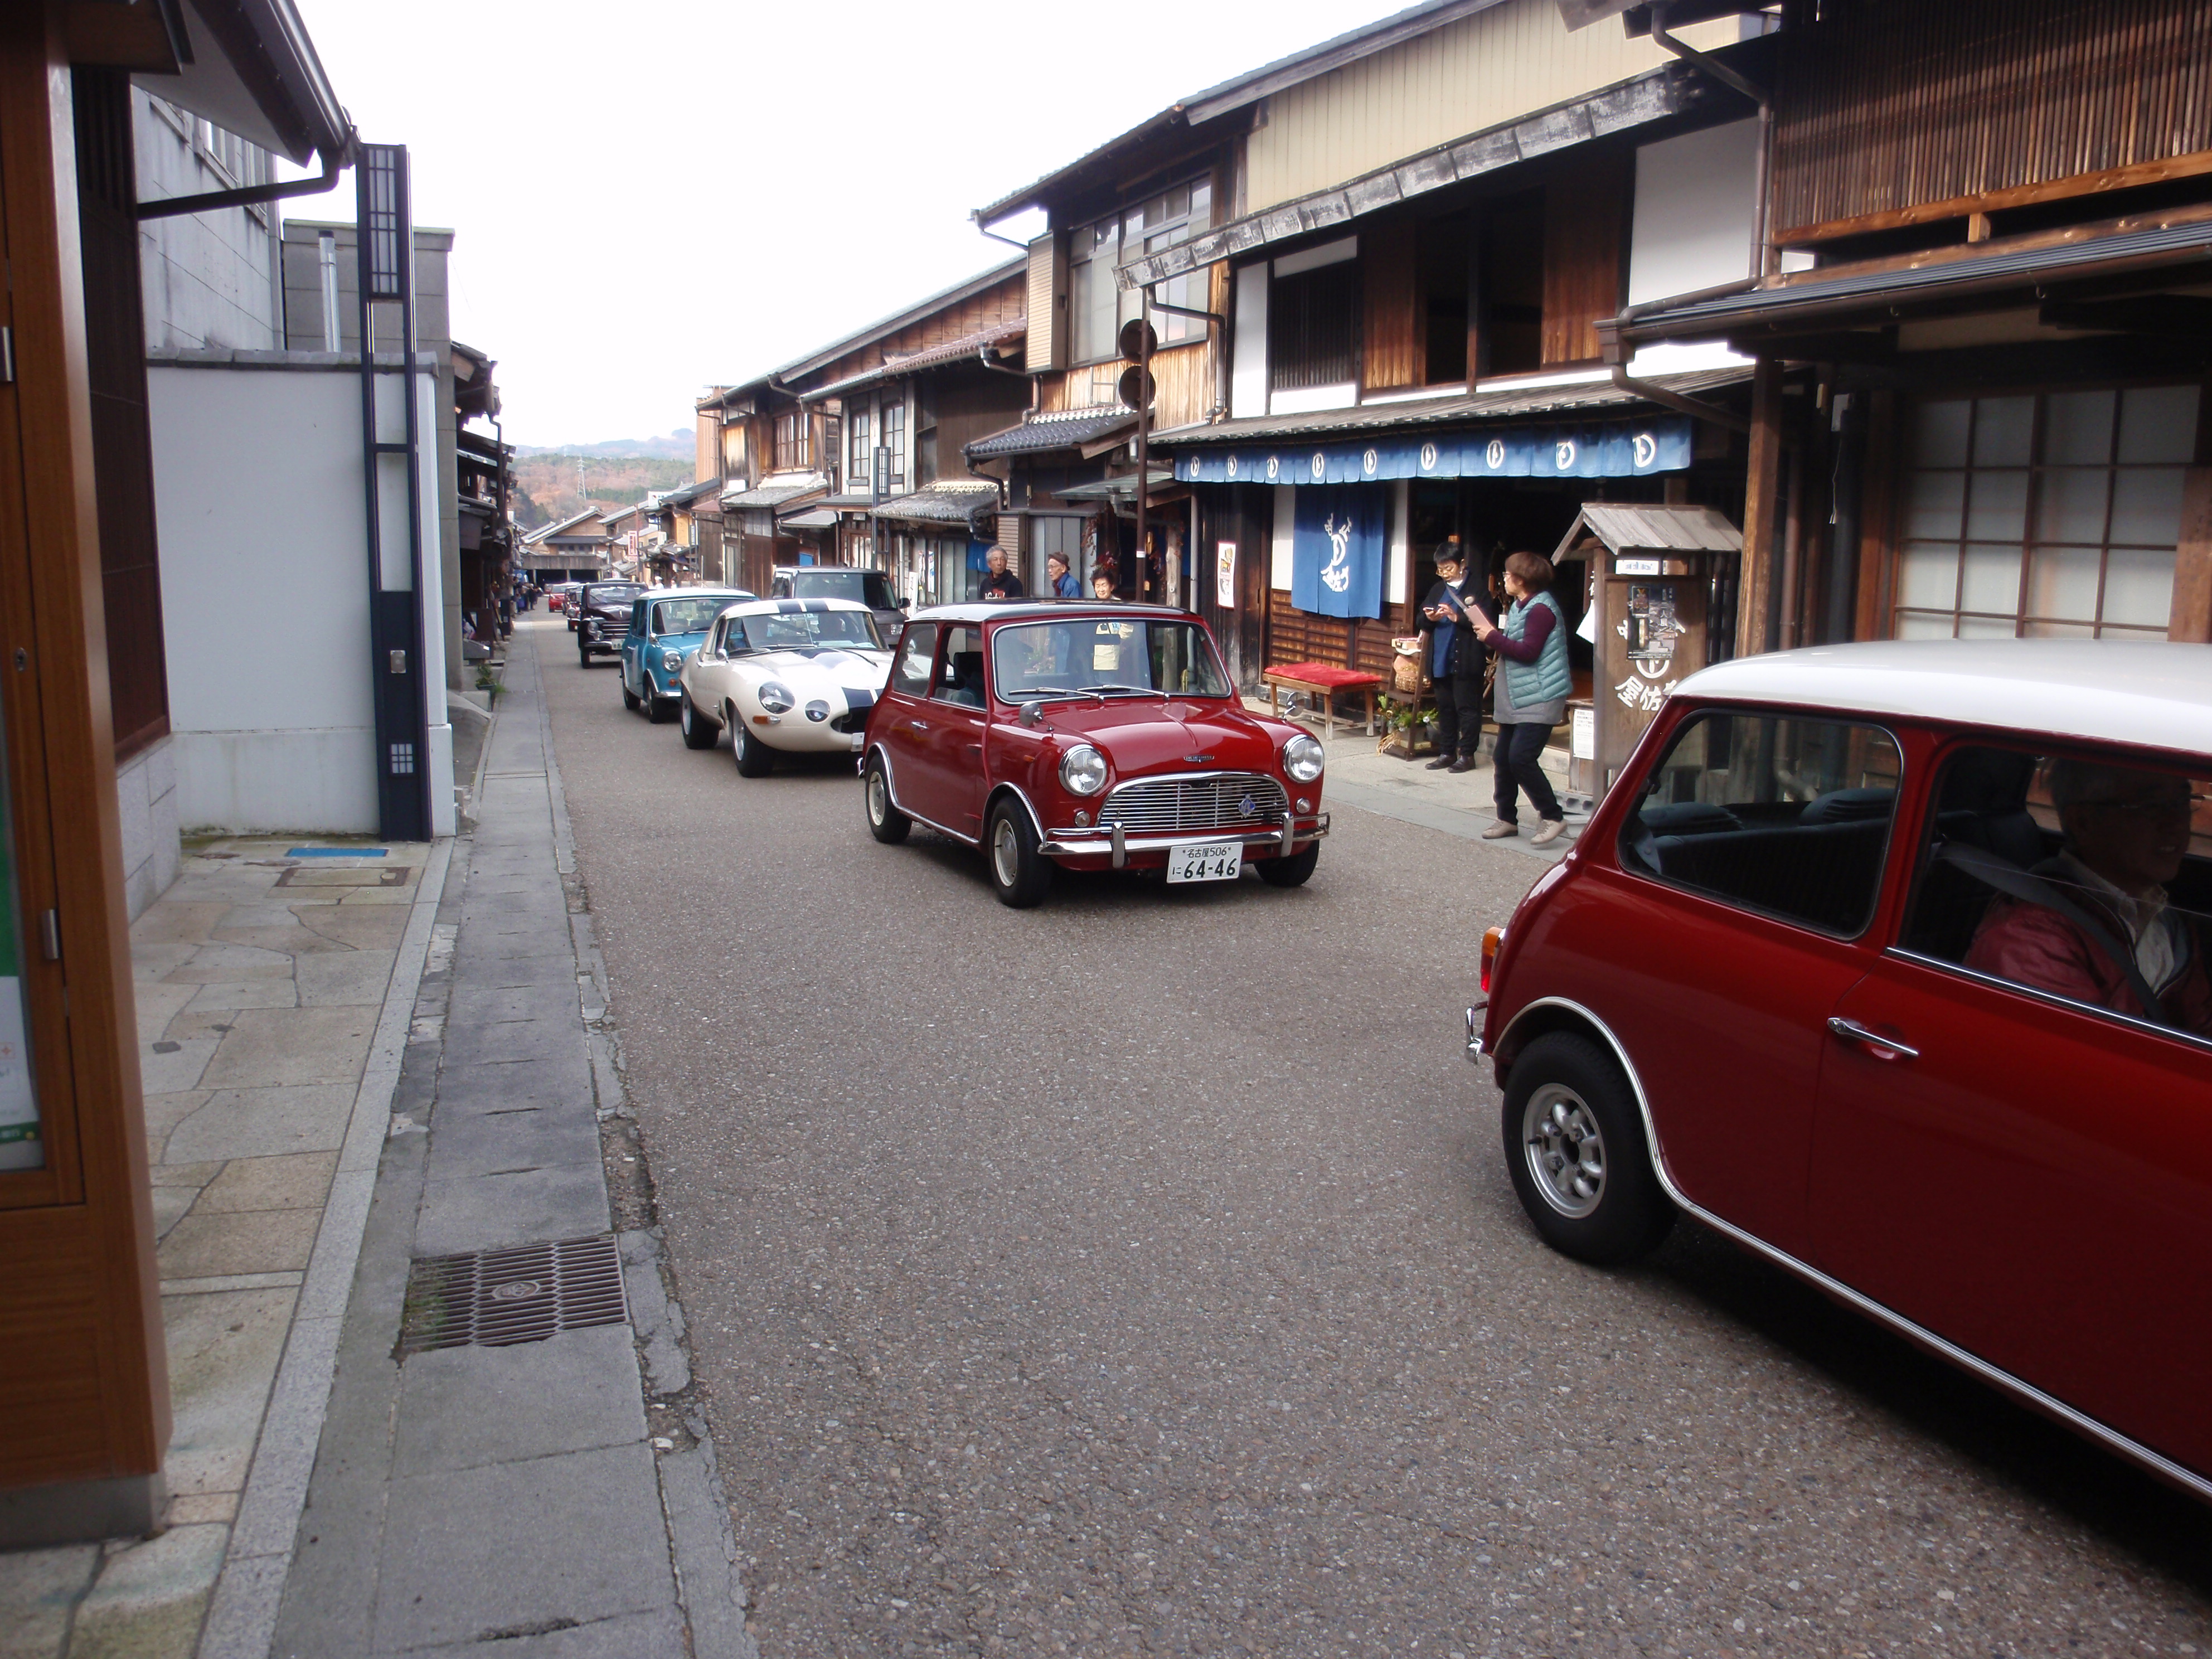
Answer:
[
  {"xmin": 1471, "ymin": 639, "xmax": 2212, "ymax": 1503},
  {"xmin": 859, "ymin": 602, "xmax": 1330, "ymax": 906}
]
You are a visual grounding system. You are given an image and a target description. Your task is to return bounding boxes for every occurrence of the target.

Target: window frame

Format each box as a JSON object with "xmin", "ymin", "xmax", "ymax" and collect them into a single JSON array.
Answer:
[
  {"xmin": 890, "ymin": 620, "xmax": 938, "ymax": 697},
  {"xmin": 1891, "ymin": 382, "xmax": 2198, "ymax": 642},
  {"xmin": 1614, "ymin": 704, "xmax": 1909, "ymax": 942},
  {"xmin": 1887, "ymin": 734, "xmax": 2212, "ymax": 1055},
  {"xmin": 1066, "ymin": 172, "xmax": 1216, "ymax": 367}
]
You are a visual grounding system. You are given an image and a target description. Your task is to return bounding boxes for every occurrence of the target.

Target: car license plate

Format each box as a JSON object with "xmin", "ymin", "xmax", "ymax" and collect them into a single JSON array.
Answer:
[
  {"xmin": 848, "ymin": 733, "xmax": 866, "ymax": 752},
  {"xmin": 1165, "ymin": 841, "xmax": 1240, "ymax": 884}
]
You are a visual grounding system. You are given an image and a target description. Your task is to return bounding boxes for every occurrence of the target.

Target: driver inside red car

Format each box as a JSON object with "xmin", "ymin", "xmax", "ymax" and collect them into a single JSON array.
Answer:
[{"xmin": 1965, "ymin": 758, "xmax": 2211, "ymax": 1035}]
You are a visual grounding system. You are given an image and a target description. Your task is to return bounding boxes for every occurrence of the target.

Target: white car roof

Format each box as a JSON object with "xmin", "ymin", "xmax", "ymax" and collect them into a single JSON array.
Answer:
[
  {"xmin": 718, "ymin": 596, "xmax": 874, "ymax": 616},
  {"xmin": 1676, "ymin": 640, "xmax": 2212, "ymax": 758}
]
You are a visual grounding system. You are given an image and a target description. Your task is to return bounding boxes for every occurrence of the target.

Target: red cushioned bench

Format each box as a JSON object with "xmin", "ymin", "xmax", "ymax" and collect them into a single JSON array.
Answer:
[{"xmin": 1262, "ymin": 662, "xmax": 1385, "ymax": 739}]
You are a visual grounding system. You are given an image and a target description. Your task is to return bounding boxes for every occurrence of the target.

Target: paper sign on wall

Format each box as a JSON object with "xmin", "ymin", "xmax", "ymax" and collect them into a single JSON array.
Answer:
[{"xmin": 1216, "ymin": 541, "xmax": 1237, "ymax": 608}]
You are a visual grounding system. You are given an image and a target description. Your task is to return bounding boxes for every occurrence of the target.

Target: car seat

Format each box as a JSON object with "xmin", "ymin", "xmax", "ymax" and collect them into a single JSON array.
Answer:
[{"xmin": 1903, "ymin": 748, "xmax": 2049, "ymax": 962}]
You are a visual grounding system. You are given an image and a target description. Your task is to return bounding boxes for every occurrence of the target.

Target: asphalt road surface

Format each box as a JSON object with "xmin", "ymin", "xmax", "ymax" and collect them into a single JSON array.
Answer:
[{"xmin": 529, "ymin": 619, "xmax": 2212, "ymax": 1658}]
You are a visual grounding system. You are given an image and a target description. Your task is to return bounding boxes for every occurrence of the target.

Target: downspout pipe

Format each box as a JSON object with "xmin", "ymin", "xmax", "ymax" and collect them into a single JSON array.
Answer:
[
  {"xmin": 137, "ymin": 139, "xmax": 352, "ymax": 220},
  {"xmin": 1148, "ymin": 289, "xmax": 1230, "ymax": 423}
]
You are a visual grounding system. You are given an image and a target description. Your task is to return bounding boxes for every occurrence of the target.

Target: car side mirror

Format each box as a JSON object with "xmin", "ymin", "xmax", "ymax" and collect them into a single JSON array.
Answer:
[
  {"xmin": 896, "ymin": 598, "xmax": 910, "ymax": 610},
  {"xmin": 1018, "ymin": 700, "xmax": 1043, "ymax": 727}
]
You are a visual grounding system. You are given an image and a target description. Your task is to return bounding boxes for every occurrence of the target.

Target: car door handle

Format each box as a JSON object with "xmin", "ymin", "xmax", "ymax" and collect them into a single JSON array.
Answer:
[
  {"xmin": 908, "ymin": 720, "xmax": 928, "ymax": 732},
  {"xmin": 1826, "ymin": 1016, "xmax": 1919, "ymax": 1061}
]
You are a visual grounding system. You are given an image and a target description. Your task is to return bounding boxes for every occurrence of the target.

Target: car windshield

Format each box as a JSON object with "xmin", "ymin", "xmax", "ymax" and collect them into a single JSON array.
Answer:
[
  {"xmin": 732, "ymin": 609, "xmax": 883, "ymax": 653},
  {"xmin": 787, "ymin": 569, "xmax": 895, "ymax": 609},
  {"xmin": 653, "ymin": 597, "xmax": 735, "ymax": 634},
  {"xmin": 587, "ymin": 585, "xmax": 643, "ymax": 606},
  {"xmin": 991, "ymin": 619, "xmax": 1230, "ymax": 700}
]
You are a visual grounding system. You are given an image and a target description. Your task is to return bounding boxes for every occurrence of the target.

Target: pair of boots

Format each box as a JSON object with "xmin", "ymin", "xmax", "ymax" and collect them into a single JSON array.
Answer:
[{"xmin": 1424, "ymin": 750, "xmax": 1476, "ymax": 774}]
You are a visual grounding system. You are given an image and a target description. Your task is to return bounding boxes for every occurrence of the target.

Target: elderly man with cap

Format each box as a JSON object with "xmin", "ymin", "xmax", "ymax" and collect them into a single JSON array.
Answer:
[{"xmin": 1415, "ymin": 537, "xmax": 1494, "ymax": 773}]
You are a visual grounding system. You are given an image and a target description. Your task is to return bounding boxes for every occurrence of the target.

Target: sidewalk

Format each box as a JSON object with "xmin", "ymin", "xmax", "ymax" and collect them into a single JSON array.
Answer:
[
  {"xmin": 1244, "ymin": 695, "xmax": 1590, "ymax": 861},
  {"xmin": 0, "ymin": 631, "xmax": 746, "ymax": 1656}
]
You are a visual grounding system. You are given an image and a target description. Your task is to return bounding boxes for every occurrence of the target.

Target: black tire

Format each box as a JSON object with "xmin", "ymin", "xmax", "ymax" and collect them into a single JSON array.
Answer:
[
  {"xmin": 984, "ymin": 798, "xmax": 1052, "ymax": 908},
  {"xmin": 1501, "ymin": 1031, "xmax": 1674, "ymax": 1265},
  {"xmin": 621, "ymin": 667, "xmax": 642, "ymax": 711},
  {"xmin": 732, "ymin": 713, "xmax": 774, "ymax": 777},
  {"xmin": 579, "ymin": 644, "xmax": 593, "ymax": 669},
  {"xmin": 646, "ymin": 690, "xmax": 673, "ymax": 724},
  {"xmin": 679, "ymin": 695, "xmax": 717, "ymax": 750},
  {"xmin": 1255, "ymin": 842, "xmax": 1320, "ymax": 887},
  {"xmin": 863, "ymin": 754, "xmax": 910, "ymax": 844}
]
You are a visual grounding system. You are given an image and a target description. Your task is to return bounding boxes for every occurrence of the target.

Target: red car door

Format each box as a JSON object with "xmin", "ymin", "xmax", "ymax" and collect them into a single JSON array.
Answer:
[
  {"xmin": 1809, "ymin": 741, "xmax": 2212, "ymax": 1481},
  {"xmin": 1570, "ymin": 707, "xmax": 1904, "ymax": 1259},
  {"xmin": 915, "ymin": 623, "xmax": 987, "ymax": 840},
  {"xmin": 879, "ymin": 622, "xmax": 939, "ymax": 821}
]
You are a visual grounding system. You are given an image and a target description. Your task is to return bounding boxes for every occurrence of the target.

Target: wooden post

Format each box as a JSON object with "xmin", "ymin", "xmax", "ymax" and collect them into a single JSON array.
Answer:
[
  {"xmin": 1736, "ymin": 356, "xmax": 1786, "ymax": 657},
  {"xmin": 2172, "ymin": 381, "xmax": 2212, "ymax": 643},
  {"xmin": 0, "ymin": 1, "xmax": 168, "ymax": 1541}
]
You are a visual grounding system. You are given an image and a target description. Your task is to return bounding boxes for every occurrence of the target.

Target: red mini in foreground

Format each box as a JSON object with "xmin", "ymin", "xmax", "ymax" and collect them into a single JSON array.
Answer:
[
  {"xmin": 1471, "ymin": 639, "xmax": 2212, "ymax": 1503},
  {"xmin": 860, "ymin": 602, "xmax": 1330, "ymax": 906}
]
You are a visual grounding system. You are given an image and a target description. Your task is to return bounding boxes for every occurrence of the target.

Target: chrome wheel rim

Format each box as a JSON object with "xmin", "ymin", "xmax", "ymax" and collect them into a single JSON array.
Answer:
[
  {"xmin": 867, "ymin": 769, "xmax": 889, "ymax": 824},
  {"xmin": 991, "ymin": 817, "xmax": 1020, "ymax": 887},
  {"xmin": 680, "ymin": 701, "xmax": 692, "ymax": 734},
  {"xmin": 1522, "ymin": 1084, "xmax": 1605, "ymax": 1219}
]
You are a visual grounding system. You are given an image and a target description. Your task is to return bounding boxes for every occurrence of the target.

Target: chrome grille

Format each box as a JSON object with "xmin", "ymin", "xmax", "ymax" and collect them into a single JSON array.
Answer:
[{"xmin": 1093, "ymin": 773, "xmax": 1287, "ymax": 835}]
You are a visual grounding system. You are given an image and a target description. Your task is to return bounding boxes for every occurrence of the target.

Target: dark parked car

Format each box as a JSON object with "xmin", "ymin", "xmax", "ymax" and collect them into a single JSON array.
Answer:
[
  {"xmin": 769, "ymin": 565, "xmax": 905, "ymax": 644},
  {"xmin": 574, "ymin": 581, "xmax": 647, "ymax": 666}
]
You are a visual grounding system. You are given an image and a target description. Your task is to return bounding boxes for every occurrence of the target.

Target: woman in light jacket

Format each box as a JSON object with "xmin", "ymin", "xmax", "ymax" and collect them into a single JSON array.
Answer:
[{"xmin": 1476, "ymin": 550, "xmax": 1571, "ymax": 847}]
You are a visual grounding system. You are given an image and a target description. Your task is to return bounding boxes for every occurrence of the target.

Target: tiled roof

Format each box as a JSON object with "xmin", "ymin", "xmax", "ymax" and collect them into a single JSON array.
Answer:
[
  {"xmin": 721, "ymin": 478, "xmax": 826, "ymax": 509},
  {"xmin": 1153, "ymin": 368, "xmax": 1752, "ymax": 445},
  {"xmin": 872, "ymin": 481, "xmax": 1000, "ymax": 526},
  {"xmin": 966, "ymin": 407, "xmax": 1137, "ymax": 459},
  {"xmin": 807, "ymin": 321, "xmax": 1027, "ymax": 399}
]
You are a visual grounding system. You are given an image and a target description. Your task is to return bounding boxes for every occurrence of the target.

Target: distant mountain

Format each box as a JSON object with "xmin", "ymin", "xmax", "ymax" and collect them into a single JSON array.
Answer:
[{"xmin": 516, "ymin": 430, "xmax": 693, "ymax": 460}]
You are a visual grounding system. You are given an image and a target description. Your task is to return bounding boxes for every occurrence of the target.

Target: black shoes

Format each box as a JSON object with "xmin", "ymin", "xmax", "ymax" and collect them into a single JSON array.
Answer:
[
  {"xmin": 1424, "ymin": 754, "xmax": 1455, "ymax": 770},
  {"xmin": 1447, "ymin": 756, "xmax": 1475, "ymax": 773}
]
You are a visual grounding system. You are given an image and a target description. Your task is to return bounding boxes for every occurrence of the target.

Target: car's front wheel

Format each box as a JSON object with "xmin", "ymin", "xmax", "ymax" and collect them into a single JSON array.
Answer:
[
  {"xmin": 732, "ymin": 709, "xmax": 774, "ymax": 777},
  {"xmin": 578, "ymin": 642, "xmax": 593, "ymax": 668},
  {"xmin": 620, "ymin": 666, "xmax": 641, "ymax": 711},
  {"xmin": 645, "ymin": 687, "xmax": 673, "ymax": 724},
  {"xmin": 679, "ymin": 695, "xmax": 716, "ymax": 750},
  {"xmin": 1255, "ymin": 843, "xmax": 1320, "ymax": 887},
  {"xmin": 985, "ymin": 798, "xmax": 1052, "ymax": 908},
  {"xmin": 864, "ymin": 754, "xmax": 910, "ymax": 844},
  {"xmin": 1501, "ymin": 1032, "xmax": 1674, "ymax": 1264}
]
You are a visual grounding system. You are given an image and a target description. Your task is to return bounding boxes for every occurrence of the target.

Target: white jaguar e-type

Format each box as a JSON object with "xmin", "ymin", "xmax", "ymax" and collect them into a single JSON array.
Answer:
[{"xmin": 676, "ymin": 597, "xmax": 892, "ymax": 775}]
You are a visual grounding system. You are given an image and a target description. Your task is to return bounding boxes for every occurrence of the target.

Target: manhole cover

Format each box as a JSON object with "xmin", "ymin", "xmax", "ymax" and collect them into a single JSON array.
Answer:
[{"xmin": 397, "ymin": 1235, "xmax": 626, "ymax": 1356}]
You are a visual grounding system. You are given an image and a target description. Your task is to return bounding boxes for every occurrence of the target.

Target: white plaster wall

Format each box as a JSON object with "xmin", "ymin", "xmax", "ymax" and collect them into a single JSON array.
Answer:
[
  {"xmin": 149, "ymin": 361, "xmax": 454, "ymax": 837},
  {"xmin": 1231, "ymin": 264, "xmax": 1269, "ymax": 420},
  {"xmin": 1628, "ymin": 119, "xmax": 1759, "ymax": 304}
]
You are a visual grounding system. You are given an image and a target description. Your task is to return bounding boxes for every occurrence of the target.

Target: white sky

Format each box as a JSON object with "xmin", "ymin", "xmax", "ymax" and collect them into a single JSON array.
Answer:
[{"xmin": 284, "ymin": 0, "xmax": 1414, "ymax": 450}]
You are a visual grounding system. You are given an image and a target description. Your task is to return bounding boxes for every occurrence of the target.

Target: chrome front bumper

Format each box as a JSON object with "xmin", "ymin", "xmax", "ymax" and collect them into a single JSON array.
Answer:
[
  {"xmin": 1465, "ymin": 1002, "xmax": 1488, "ymax": 1060},
  {"xmin": 1040, "ymin": 813, "xmax": 1330, "ymax": 869}
]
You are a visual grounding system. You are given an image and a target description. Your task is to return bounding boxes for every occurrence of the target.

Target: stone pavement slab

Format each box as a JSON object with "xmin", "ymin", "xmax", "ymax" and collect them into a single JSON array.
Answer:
[{"xmin": 390, "ymin": 1327, "xmax": 648, "ymax": 1477}]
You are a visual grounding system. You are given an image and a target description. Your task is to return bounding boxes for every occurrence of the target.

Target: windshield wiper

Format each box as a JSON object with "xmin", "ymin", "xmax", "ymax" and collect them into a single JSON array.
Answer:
[
  {"xmin": 1014, "ymin": 686, "xmax": 1104, "ymax": 704},
  {"xmin": 1093, "ymin": 684, "xmax": 1168, "ymax": 698}
]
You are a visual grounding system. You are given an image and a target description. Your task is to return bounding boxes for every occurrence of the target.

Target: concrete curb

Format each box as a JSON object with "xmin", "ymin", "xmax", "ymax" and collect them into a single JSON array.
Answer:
[
  {"xmin": 196, "ymin": 833, "xmax": 455, "ymax": 1658},
  {"xmin": 532, "ymin": 630, "xmax": 755, "ymax": 1657}
]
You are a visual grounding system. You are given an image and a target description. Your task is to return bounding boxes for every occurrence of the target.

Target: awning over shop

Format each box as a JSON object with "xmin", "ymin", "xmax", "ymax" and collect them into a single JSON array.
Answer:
[
  {"xmin": 1045, "ymin": 469, "xmax": 1176, "ymax": 502},
  {"xmin": 1553, "ymin": 503, "xmax": 1742, "ymax": 561},
  {"xmin": 1172, "ymin": 417, "xmax": 1691, "ymax": 486},
  {"xmin": 779, "ymin": 508, "xmax": 837, "ymax": 530}
]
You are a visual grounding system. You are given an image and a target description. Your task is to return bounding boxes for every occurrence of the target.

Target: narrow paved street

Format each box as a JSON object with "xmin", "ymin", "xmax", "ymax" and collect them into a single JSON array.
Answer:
[{"xmin": 530, "ymin": 619, "xmax": 2211, "ymax": 1657}]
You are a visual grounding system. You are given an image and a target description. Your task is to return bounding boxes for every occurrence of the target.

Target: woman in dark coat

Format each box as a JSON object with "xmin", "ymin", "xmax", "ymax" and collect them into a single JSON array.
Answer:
[{"xmin": 1414, "ymin": 539, "xmax": 1493, "ymax": 772}]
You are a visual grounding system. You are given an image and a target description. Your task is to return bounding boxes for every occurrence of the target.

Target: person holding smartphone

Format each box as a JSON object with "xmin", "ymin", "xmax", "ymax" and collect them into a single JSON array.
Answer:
[{"xmin": 1415, "ymin": 537, "xmax": 1493, "ymax": 773}]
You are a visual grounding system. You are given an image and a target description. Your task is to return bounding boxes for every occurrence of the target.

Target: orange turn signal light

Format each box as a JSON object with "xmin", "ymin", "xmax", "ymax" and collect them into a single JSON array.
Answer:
[{"xmin": 1480, "ymin": 925, "xmax": 1505, "ymax": 993}]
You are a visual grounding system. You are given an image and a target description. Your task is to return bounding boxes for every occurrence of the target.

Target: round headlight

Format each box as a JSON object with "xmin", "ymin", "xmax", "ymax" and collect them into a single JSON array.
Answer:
[
  {"xmin": 661, "ymin": 648, "xmax": 682, "ymax": 672},
  {"xmin": 1284, "ymin": 733, "xmax": 1326, "ymax": 783},
  {"xmin": 804, "ymin": 700, "xmax": 830, "ymax": 722},
  {"xmin": 1059, "ymin": 744, "xmax": 1108, "ymax": 796},
  {"xmin": 758, "ymin": 682, "xmax": 795, "ymax": 714}
]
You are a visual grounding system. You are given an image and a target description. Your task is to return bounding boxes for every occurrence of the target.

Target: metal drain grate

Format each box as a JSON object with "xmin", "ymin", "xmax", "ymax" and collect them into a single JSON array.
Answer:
[{"xmin": 397, "ymin": 1234, "xmax": 628, "ymax": 1356}]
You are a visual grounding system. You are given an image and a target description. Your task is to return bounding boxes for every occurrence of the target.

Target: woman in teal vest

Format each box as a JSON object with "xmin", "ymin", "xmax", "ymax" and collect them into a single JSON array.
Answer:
[{"xmin": 1476, "ymin": 550, "xmax": 1571, "ymax": 847}]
